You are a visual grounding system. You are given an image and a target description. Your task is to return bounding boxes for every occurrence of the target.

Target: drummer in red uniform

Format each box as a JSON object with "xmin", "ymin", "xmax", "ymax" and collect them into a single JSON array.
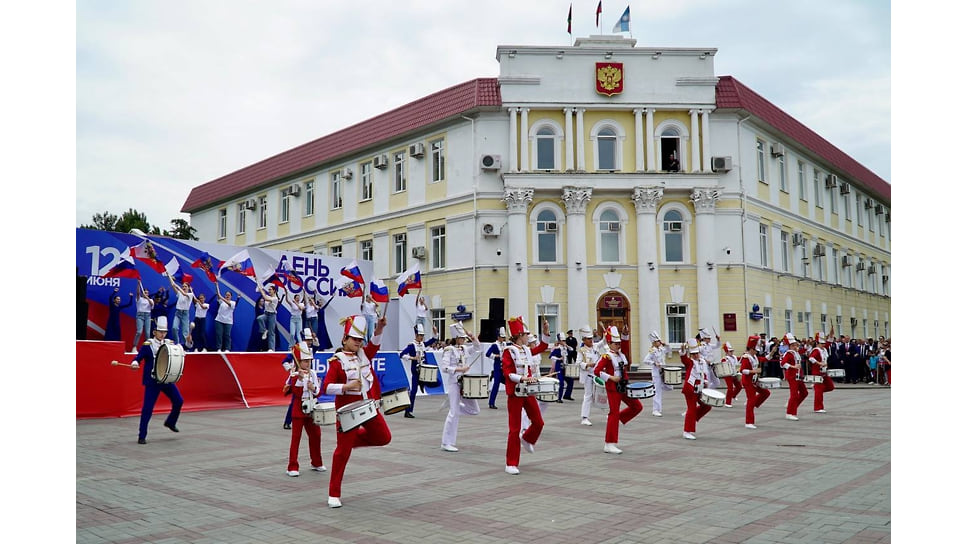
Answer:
[
  {"xmin": 501, "ymin": 316, "xmax": 549, "ymax": 475},
  {"xmin": 780, "ymin": 332, "xmax": 809, "ymax": 421},
  {"xmin": 593, "ymin": 326, "xmax": 642, "ymax": 453},
  {"xmin": 322, "ymin": 314, "xmax": 390, "ymax": 508},
  {"xmin": 680, "ymin": 338, "xmax": 712, "ymax": 440},
  {"xmin": 739, "ymin": 335, "xmax": 771, "ymax": 429},
  {"xmin": 721, "ymin": 342, "xmax": 742, "ymax": 408},
  {"xmin": 809, "ymin": 332, "xmax": 835, "ymax": 413},
  {"xmin": 284, "ymin": 341, "xmax": 325, "ymax": 477}
]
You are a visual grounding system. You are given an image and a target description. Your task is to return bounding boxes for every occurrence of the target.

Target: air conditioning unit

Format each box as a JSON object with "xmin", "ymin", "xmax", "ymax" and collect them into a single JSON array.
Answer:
[
  {"xmin": 711, "ymin": 156, "xmax": 732, "ymax": 172},
  {"xmin": 409, "ymin": 143, "xmax": 425, "ymax": 158},
  {"xmin": 770, "ymin": 142, "xmax": 786, "ymax": 157},
  {"xmin": 856, "ymin": 261, "xmax": 866, "ymax": 271},
  {"xmin": 839, "ymin": 183, "xmax": 850, "ymax": 195},
  {"xmin": 885, "ymin": 213, "xmax": 891, "ymax": 223},
  {"xmin": 668, "ymin": 222, "xmax": 682, "ymax": 232},
  {"xmin": 546, "ymin": 222, "xmax": 558, "ymax": 232},
  {"xmin": 881, "ymin": 274, "xmax": 889, "ymax": 283},
  {"xmin": 288, "ymin": 184, "xmax": 301, "ymax": 197},
  {"xmin": 373, "ymin": 154, "xmax": 389, "ymax": 169},
  {"xmin": 841, "ymin": 255, "xmax": 851, "ymax": 268},
  {"xmin": 824, "ymin": 174, "xmax": 838, "ymax": 189},
  {"xmin": 792, "ymin": 233, "xmax": 803, "ymax": 246},
  {"xmin": 864, "ymin": 198, "xmax": 874, "ymax": 209},
  {"xmin": 480, "ymin": 154, "xmax": 502, "ymax": 170},
  {"xmin": 608, "ymin": 223, "xmax": 621, "ymax": 232},
  {"xmin": 244, "ymin": 199, "xmax": 257, "ymax": 210},
  {"xmin": 874, "ymin": 204, "xmax": 884, "ymax": 215},
  {"xmin": 411, "ymin": 246, "xmax": 427, "ymax": 259},
  {"xmin": 813, "ymin": 245, "xmax": 826, "ymax": 257},
  {"xmin": 341, "ymin": 167, "xmax": 353, "ymax": 180},
  {"xmin": 481, "ymin": 223, "xmax": 499, "ymax": 238},
  {"xmin": 867, "ymin": 263, "xmax": 876, "ymax": 275},
  {"xmin": 850, "ymin": 317, "xmax": 858, "ymax": 327}
]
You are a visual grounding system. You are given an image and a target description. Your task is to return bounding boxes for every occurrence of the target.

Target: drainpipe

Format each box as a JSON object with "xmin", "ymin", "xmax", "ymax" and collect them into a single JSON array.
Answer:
[
  {"xmin": 736, "ymin": 114, "xmax": 751, "ymax": 333},
  {"xmin": 462, "ymin": 115, "xmax": 478, "ymax": 319}
]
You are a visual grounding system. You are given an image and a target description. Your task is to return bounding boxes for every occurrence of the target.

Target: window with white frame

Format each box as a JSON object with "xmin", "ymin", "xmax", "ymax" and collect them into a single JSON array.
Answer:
[
  {"xmin": 431, "ymin": 309, "xmax": 446, "ymax": 340},
  {"xmin": 258, "ymin": 196, "xmax": 267, "ymax": 229},
  {"xmin": 360, "ymin": 239, "xmax": 372, "ymax": 262},
  {"xmin": 780, "ymin": 231, "xmax": 790, "ymax": 272},
  {"xmin": 596, "ymin": 127, "xmax": 618, "ymax": 170},
  {"xmin": 785, "ymin": 309, "xmax": 793, "ymax": 334},
  {"xmin": 778, "ymin": 154, "xmax": 788, "ymax": 192},
  {"xmin": 237, "ymin": 203, "xmax": 246, "ymax": 234},
  {"xmin": 360, "ymin": 162, "xmax": 373, "ymax": 201},
  {"xmin": 814, "ymin": 243, "xmax": 824, "ymax": 282},
  {"xmin": 844, "ymin": 255, "xmax": 852, "ymax": 289},
  {"xmin": 535, "ymin": 126, "xmax": 556, "ymax": 170},
  {"xmin": 393, "ymin": 151, "xmax": 407, "ymax": 192},
  {"xmin": 331, "ymin": 245, "xmax": 342, "ymax": 258},
  {"xmin": 804, "ymin": 311, "xmax": 812, "ymax": 338},
  {"xmin": 666, "ymin": 304, "xmax": 688, "ymax": 344},
  {"xmin": 218, "ymin": 208, "xmax": 227, "ymax": 239},
  {"xmin": 830, "ymin": 183, "xmax": 838, "ymax": 214},
  {"xmin": 662, "ymin": 209, "xmax": 685, "ymax": 263},
  {"xmin": 536, "ymin": 304, "xmax": 559, "ymax": 338},
  {"xmin": 660, "ymin": 126, "xmax": 681, "ymax": 171},
  {"xmin": 430, "ymin": 139, "xmax": 445, "ymax": 182},
  {"xmin": 763, "ymin": 307, "xmax": 772, "ymax": 338},
  {"xmin": 598, "ymin": 208, "xmax": 621, "ymax": 263},
  {"xmin": 821, "ymin": 313, "xmax": 828, "ymax": 335},
  {"xmin": 857, "ymin": 261, "xmax": 865, "ymax": 291},
  {"xmin": 800, "ymin": 242, "xmax": 809, "ymax": 277},
  {"xmin": 813, "ymin": 170, "xmax": 822, "ymax": 208},
  {"xmin": 431, "ymin": 225, "xmax": 446, "ymax": 270},
  {"xmin": 393, "ymin": 233, "xmax": 407, "ymax": 274},
  {"xmin": 798, "ymin": 161, "xmax": 807, "ymax": 200},
  {"xmin": 843, "ymin": 190, "xmax": 851, "ymax": 221},
  {"xmin": 867, "ymin": 201, "xmax": 874, "ymax": 229},
  {"xmin": 856, "ymin": 194, "xmax": 864, "ymax": 227},
  {"xmin": 831, "ymin": 248, "xmax": 840, "ymax": 284},
  {"xmin": 305, "ymin": 180, "xmax": 315, "ymax": 216},
  {"xmin": 535, "ymin": 208, "xmax": 560, "ymax": 263},
  {"xmin": 756, "ymin": 139, "xmax": 767, "ymax": 183},
  {"xmin": 331, "ymin": 172, "xmax": 343, "ymax": 210},
  {"xmin": 280, "ymin": 191, "xmax": 291, "ymax": 223},
  {"xmin": 759, "ymin": 224, "xmax": 769, "ymax": 267},
  {"xmin": 863, "ymin": 318, "xmax": 869, "ymax": 339}
]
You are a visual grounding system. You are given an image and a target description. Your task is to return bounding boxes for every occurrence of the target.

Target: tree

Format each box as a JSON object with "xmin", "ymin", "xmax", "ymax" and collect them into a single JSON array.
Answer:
[
  {"xmin": 115, "ymin": 209, "xmax": 152, "ymax": 234},
  {"xmin": 165, "ymin": 218, "xmax": 198, "ymax": 240},
  {"xmin": 80, "ymin": 211, "xmax": 120, "ymax": 231},
  {"xmin": 80, "ymin": 208, "xmax": 195, "ymax": 239}
]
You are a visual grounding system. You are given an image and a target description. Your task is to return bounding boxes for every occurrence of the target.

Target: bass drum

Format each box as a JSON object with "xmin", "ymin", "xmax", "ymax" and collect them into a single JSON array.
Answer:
[{"xmin": 154, "ymin": 343, "xmax": 185, "ymax": 384}]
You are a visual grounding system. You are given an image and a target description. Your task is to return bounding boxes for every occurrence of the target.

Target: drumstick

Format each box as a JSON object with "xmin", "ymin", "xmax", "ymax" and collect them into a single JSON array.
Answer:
[{"xmin": 111, "ymin": 360, "xmax": 136, "ymax": 368}]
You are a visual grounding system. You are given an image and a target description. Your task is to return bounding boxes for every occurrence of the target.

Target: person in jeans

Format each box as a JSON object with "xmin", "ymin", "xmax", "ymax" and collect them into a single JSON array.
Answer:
[
  {"xmin": 258, "ymin": 284, "xmax": 281, "ymax": 352},
  {"xmin": 213, "ymin": 286, "xmax": 235, "ymax": 352},
  {"xmin": 168, "ymin": 275, "xmax": 195, "ymax": 347},
  {"xmin": 281, "ymin": 287, "xmax": 305, "ymax": 351},
  {"xmin": 132, "ymin": 281, "xmax": 154, "ymax": 352}
]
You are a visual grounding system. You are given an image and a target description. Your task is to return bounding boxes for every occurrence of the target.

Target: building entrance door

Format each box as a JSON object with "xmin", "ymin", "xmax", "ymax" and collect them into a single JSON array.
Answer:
[{"xmin": 597, "ymin": 291, "xmax": 631, "ymax": 361}]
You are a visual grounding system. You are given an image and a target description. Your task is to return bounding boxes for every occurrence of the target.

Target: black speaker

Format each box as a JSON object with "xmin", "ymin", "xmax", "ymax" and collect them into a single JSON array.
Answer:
[
  {"xmin": 488, "ymin": 298, "xmax": 505, "ymax": 322},
  {"xmin": 76, "ymin": 270, "xmax": 88, "ymax": 340},
  {"xmin": 478, "ymin": 319, "xmax": 498, "ymax": 343}
]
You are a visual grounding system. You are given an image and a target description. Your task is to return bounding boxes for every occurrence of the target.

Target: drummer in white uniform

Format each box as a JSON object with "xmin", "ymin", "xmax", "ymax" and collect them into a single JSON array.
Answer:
[
  {"xmin": 698, "ymin": 328, "xmax": 721, "ymax": 389},
  {"xmin": 438, "ymin": 323, "xmax": 482, "ymax": 452},
  {"xmin": 680, "ymin": 338, "xmax": 713, "ymax": 440},
  {"xmin": 577, "ymin": 325, "xmax": 607, "ymax": 426},
  {"xmin": 642, "ymin": 330, "xmax": 672, "ymax": 417}
]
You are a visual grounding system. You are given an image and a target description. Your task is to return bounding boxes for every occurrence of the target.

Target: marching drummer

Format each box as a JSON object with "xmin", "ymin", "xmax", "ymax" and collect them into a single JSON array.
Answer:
[
  {"xmin": 485, "ymin": 327, "xmax": 508, "ymax": 410},
  {"xmin": 322, "ymin": 314, "xmax": 391, "ymax": 508},
  {"xmin": 739, "ymin": 335, "xmax": 771, "ymax": 429},
  {"xmin": 439, "ymin": 323, "xmax": 482, "ymax": 452},
  {"xmin": 642, "ymin": 330, "xmax": 672, "ymax": 417},
  {"xmin": 128, "ymin": 316, "xmax": 183, "ymax": 445},
  {"xmin": 698, "ymin": 328, "xmax": 722, "ymax": 389},
  {"xmin": 594, "ymin": 326, "xmax": 642, "ymax": 453},
  {"xmin": 577, "ymin": 325, "xmax": 607, "ymax": 426},
  {"xmin": 721, "ymin": 342, "xmax": 743, "ymax": 408},
  {"xmin": 399, "ymin": 323, "xmax": 438, "ymax": 419},
  {"xmin": 809, "ymin": 332, "xmax": 835, "ymax": 413},
  {"xmin": 501, "ymin": 316, "xmax": 550, "ymax": 475},
  {"xmin": 283, "ymin": 341, "xmax": 325, "ymax": 477},
  {"xmin": 780, "ymin": 333, "xmax": 809, "ymax": 421},
  {"xmin": 551, "ymin": 333, "xmax": 574, "ymax": 402},
  {"xmin": 680, "ymin": 338, "xmax": 713, "ymax": 440},
  {"xmin": 282, "ymin": 328, "xmax": 320, "ymax": 430}
]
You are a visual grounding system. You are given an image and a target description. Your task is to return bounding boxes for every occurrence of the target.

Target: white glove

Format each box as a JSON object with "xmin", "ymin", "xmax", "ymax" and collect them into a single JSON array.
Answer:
[
  {"xmin": 131, "ymin": 361, "xmax": 140, "ymax": 369},
  {"xmin": 283, "ymin": 362, "xmax": 295, "ymax": 371}
]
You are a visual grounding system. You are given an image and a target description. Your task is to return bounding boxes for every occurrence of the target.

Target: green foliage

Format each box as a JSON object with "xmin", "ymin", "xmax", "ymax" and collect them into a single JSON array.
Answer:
[{"xmin": 81, "ymin": 209, "xmax": 196, "ymax": 240}]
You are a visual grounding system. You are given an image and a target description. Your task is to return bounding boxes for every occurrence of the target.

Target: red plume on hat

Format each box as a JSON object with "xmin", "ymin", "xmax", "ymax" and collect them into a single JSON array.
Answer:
[
  {"xmin": 507, "ymin": 316, "xmax": 528, "ymax": 338},
  {"xmin": 746, "ymin": 335, "xmax": 760, "ymax": 350}
]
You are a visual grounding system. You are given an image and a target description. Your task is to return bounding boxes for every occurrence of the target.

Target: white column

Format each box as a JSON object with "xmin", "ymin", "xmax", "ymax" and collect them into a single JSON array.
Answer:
[
  {"xmin": 520, "ymin": 107, "xmax": 530, "ymax": 172},
  {"xmin": 690, "ymin": 187, "xmax": 722, "ymax": 330},
  {"xmin": 700, "ymin": 110, "xmax": 711, "ymax": 172},
  {"xmin": 504, "ymin": 187, "xmax": 534, "ymax": 318},
  {"xmin": 632, "ymin": 186, "xmax": 663, "ymax": 342},
  {"xmin": 689, "ymin": 109, "xmax": 701, "ymax": 173},
  {"xmin": 564, "ymin": 108, "xmax": 574, "ymax": 171},
  {"xmin": 562, "ymin": 186, "xmax": 592, "ymax": 330},
  {"xmin": 645, "ymin": 108, "xmax": 656, "ymax": 172},
  {"xmin": 633, "ymin": 108, "xmax": 644, "ymax": 172},
  {"xmin": 575, "ymin": 108, "xmax": 586, "ymax": 171},
  {"xmin": 508, "ymin": 108, "xmax": 518, "ymax": 172}
]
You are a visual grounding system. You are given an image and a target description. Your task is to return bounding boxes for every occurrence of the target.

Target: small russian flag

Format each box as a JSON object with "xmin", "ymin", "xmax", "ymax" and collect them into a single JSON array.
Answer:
[{"xmin": 370, "ymin": 280, "xmax": 389, "ymax": 303}]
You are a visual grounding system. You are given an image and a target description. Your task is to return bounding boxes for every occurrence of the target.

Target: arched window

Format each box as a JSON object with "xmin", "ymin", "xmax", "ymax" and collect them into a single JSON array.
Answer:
[
  {"xmin": 534, "ymin": 208, "xmax": 560, "ymax": 263},
  {"xmin": 597, "ymin": 128, "xmax": 617, "ymax": 170},
  {"xmin": 529, "ymin": 121, "xmax": 563, "ymax": 171},
  {"xmin": 662, "ymin": 209, "xmax": 686, "ymax": 263},
  {"xmin": 592, "ymin": 204, "xmax": 628, "ymax": 264},
  {"xmin": 654, "ymin": 120, "xmax": 689, "ymax": 172}
]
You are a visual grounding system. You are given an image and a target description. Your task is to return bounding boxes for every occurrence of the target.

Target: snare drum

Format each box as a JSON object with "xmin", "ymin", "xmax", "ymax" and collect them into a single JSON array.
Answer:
[
  {"xmin": 757, "ymin": 377, "xmax": 781, "ymax": 389},
  {"xmin": 380, "ymin": 387, "xmax": 410, "ymax": 415},
  {"xmin": 712, "ymin": 360, "xmax": 736, "ymax": 378},
  {"xmin": 312, "ymin": 402, "xmax": 336, "ymax": 426},
  {"xmin": 153, "ymin": 343, "xmax": 185, "ymax": 384},
  {"xmin": 417, "ymin": 364, "xmax": 439, "ymax": 385},
  {"xmin": 803, "ymin": 374, "xmax": 824, "ymax": 384},
  {"xmin": 514, "ymin": 377, "xmax": 559, "ymax": 399},
  {"xmin": 698, "ymin": 388, "xmax": 726, "ymax": 407},
  {"xmin": 563, "ymin": 363, "xmax": 581, "ymax": 379},
  {"xmin": 592, "ymin": 376, "xmax": 609, "ymax": 410},
  {"xmin": 336, "ymin": 399, "xmax": 378, "ymax": 432},
  {"xmin": 535, "ymin": 377, "xmax": 559, "ymax": 402},
  {"xmin": 626, "ymin": 381, "xmax": 655, "ymax": 399},
  {"xmin": 662, "ymin": 365, "xmax": 684, "ymax": 385},
  {"xmin": 301, "ymin": 397, "xmax": 316, "ymax": 415},
  {"xmin": 459, "ymin": 374, "xmax": 490, "ymax": 399},
  {"xmin": 826, "ymin": 368, "xmax": 845, "ymax": 378}
]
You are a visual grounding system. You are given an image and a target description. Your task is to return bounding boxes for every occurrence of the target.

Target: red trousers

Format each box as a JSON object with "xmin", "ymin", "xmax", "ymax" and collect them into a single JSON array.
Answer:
[
  {"xmin": 742, "ymin": 382, "xmax": 771, "ymax": 424},
  {"xmin": 682, "ymin": 384, "xmax": 711, "ymax": 433},
  {"xmin": 328, "ymin": 412, "xmax": 391, "ymax": 498},
  {"xmin": 725, "ymin": 376, "xmax": 743, "ymax": 405},
  {"xmin": 813, "ymin": 376, "xmax": 835, "ymax": 411},
  {"xmin": 288, "ymin": 415, "xmax": 322, "ymax": 471},
  {"xmin": 505, "ymin": 394, "xmax": 543, "ymax": 467},
  {"xmin": 604, "ymin": 387, "xmax": 642, "ymax": 443},
  {"xmin": 785, "ymin": 371, "xmax": 809, "ymax": 416}
]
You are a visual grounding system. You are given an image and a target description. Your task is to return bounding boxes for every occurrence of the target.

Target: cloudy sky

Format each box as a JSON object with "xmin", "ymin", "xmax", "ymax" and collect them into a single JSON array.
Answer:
[{"xmin": 74, "ymin": 0, "xmax": 891, "ymax": 229}]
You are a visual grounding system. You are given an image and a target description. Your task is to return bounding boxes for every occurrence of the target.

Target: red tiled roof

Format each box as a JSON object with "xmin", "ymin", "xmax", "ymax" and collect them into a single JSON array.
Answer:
[
  {"xmin": 716, "ymin": 76, "xmax": 890, "ymax": 203},
  {"xmin": 181, "ymin": 78, "xmax": 503, "ymax": 213}
]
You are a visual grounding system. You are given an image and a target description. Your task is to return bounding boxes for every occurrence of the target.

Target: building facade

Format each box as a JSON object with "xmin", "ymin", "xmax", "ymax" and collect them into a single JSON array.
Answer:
[{"xmin": 182, "ymin": 36, "xmax": 891, "ymax": 360}]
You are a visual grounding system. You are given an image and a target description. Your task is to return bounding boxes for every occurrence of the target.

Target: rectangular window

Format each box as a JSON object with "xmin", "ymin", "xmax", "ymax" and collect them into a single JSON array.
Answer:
[
  {"xmin": 780, "ymin": 231, "xmax": 789, "ymax": 272},
  {"xmin": 536, "ymin": 304, "xmax": 559, "ymax": 339},
  {"xmin": 666, "ymin": 304, "xmax": 687, "ymax": 344},
  {"xmin": 801, "ymin": 244, "xmax": 809, "ymax": 277},
  {"xmin": 393, "ymin": 151, "xmax": 407, "ymax": 192},
  {"xmin": 360, "ymin": 162, "xmax": 373, "ymax": 201},
  {"xmin": 431, "ymin": 309, "xmax": 446, "ymax": 341},
  {"xmin": 856, "ymin": 194, "xmax": 864, "ymax": 227},
  {"xmin": 830, "ymin": 183, "xmax": 838, "ymax": 214},
  {"xmin": 280, "ymin": 191, "xmax": 290, "ymax": 223},
  {"xmin": 814, "ymin": 244, "xmax": 824, "ymax": 282},
  {"xmin": 331, "ymin": 173, "xmax": 343, "ymax": 210},
  {"xmin": 763, "ymin": 307, "xmax": 772, "ymax": 339},
  {"xmin": 813, "ymin": 170, "xmax": 822, "ymax": 208},
  {"xmin": 844, "ymin": 257, "xmax": 852, "ymax": 289},
  {"xmin": 785, "ymin": 309, "xmax": 793, "ymax": 334},
  {"xmin": 536, "ymin": 131, "xmax": 555, "ymax": 170},
  {"xmin": 778, "ymin": 155, "xmax": 787, "ymax": 192},
  {"xmin": 821, "ymin": 314, "xmax": 828, "ymax": 335},
  {"xmin": 305, "ymin": 180, "xmax": 315, "ymax": 216},
  {"xmin": 237, "ymin": 203, "xmax": 246, "ymax": 234},
  {"xmin": 393, "ymin": 233, "xmax": 407, "ymax": 274},
  {"xmin": 331, "ymin": 245, "xmax": 342, "ymax": 258},
  {"xmin": 831, "ymin": 248, "xmax": 840, "ymax": 285},
  {"xmin": 431, "ymin": 225, "xmax": 446, "ymax": 270},
  {"xmin": 759, "ymin": 224, "xmax": 769, "ymax": 267},
  {"xmin": 843, "ymin": 190, "xmax": 851, "ymax": 221},
  {"xmin": 804, "ymin": 312, "xmax": 812, "ymax": 338},
  {"xmin": 797, "ymin": 161, "xmax": 807, "ymax": 200},
  {"xmin": 431, "ymin": 139, "xmax": 445, "ymax": 182},
  {"xmin": 756, "ymin": 139, "xmax": 767, "ymax": 183},
  {"xmin": 360, "ymin": 240, "xmax": 373, "ymax": 262},
  {"xmin": 258, "ymin": 196, "xmax": 267, "ymax": 229},
  {"xmin": 218, "ymin": 208, "xmax": 227, "ymax": 239}
]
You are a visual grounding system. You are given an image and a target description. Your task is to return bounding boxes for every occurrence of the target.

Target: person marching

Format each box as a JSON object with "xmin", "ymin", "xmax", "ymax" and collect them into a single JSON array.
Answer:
[
  {"xmin": 809, "ymin": 332, "xmax": 835, "ymax": 413},
  {"xmin": 439, "ymin": 323, "xmax": 482, "ymax": 452},
  {"xmin": 282, "ymin": 328, "xmax": 319, "ymax": 430},
  {"xmin": 126, "ymin": 316, "xmax": 183, "ymax": 444},
  {"xmin": 131, "ymin": 281, "xmax": 155, "ymax": 353},
  {"xmin": 593, "ymin": 326, "xmax": 643, "ymax": 453},
  {"xmin": 739, "ymin": 335, "xmax": 771, "ymax": 429},
  {"xmin": 551, "ymin": 333, "xmax": 574, "ymax": 402},
  {"xmin": 577, "ymin": 325, "xmax": 607, "ymax": 426},
  {"xmin": 780, "ymin": 333, "xmax": 809, "ymax": 420},
  {"xmin": 643, "ymin": 330, "xmax": 672, "ymax": 417},
  {"xmin": 721, "ymin": 342, "xmax": 742, "ymax": 408},
  {"xmin": 283, "ymin": 341, "xmax": 326, "ymax": 476},
  {"xmin": 485, "ymin": 327, "xmax": 508, "ymax": 409},
  {"xmin": 680, "ymin": 338, "xmax": 712, "ymax": 440},
  {"xmin": 698, "ymin": 328, "xmax": 722, "ymax": 389},
  {"xmin": 399, "ymin": 323, "xmax": 437, "ymax": 419},
  {"xmin": 322, "ymin": 314, "xmax": 392, "ymax": 508},
  {"xmin": 501, "ymin": 316, "xmax": 550, "ymax": 475}
]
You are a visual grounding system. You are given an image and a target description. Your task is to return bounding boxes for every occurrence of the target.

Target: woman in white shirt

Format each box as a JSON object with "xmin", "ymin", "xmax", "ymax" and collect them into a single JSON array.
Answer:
[{"xmin": 439, "ymin": 323, "xmax": 482, "ymax": 452}]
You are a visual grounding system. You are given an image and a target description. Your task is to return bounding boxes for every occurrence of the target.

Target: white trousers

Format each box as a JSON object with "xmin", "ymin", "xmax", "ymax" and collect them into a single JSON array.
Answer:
[
  {"xmin": 651, "ymin": 365, "xmax": 675, "ymax": 412},
  {"xmin": 580, "ymin": 373, "xmax": 595, "ymax": 419},
  {"xmin": 441, "ymin": 384, "xmax": 479, "ymax": 446}
]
